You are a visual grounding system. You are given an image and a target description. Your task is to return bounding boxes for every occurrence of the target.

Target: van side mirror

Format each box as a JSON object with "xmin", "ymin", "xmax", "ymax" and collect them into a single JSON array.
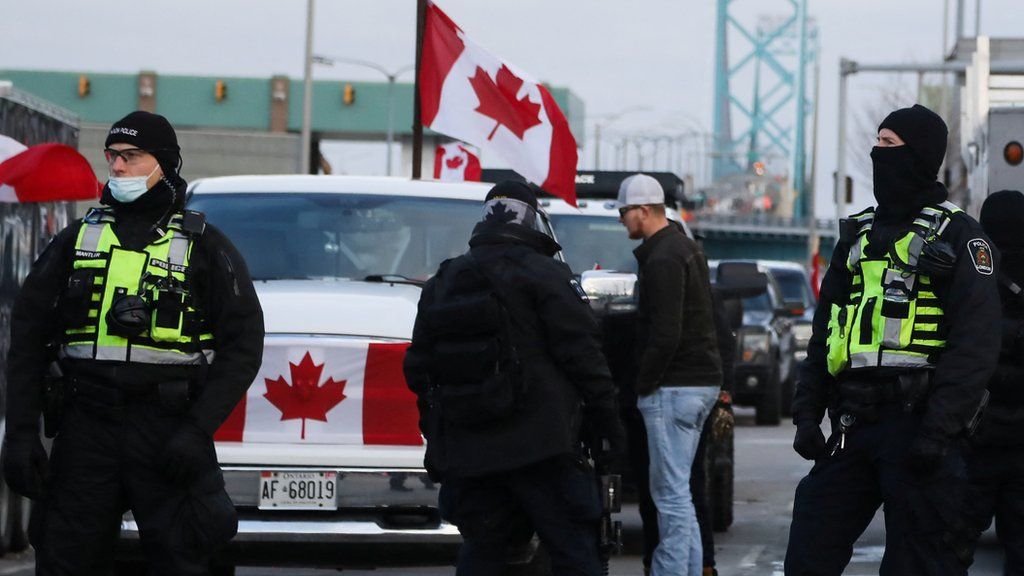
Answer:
[
  {"xmin": 716, "ymin": 262, "xmax": 768, "ymax": 300},
  {"xmin": 580, "ymin": 270, "xmax": 638, "ymax": 317}
]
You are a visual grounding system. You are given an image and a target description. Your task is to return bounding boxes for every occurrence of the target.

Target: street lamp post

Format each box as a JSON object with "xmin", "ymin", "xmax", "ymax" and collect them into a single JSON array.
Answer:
[
  {"xmin": 313, "ymin": 55, "xmax": 415, "ymax": 176},
  {"xmin": 300, "ymin": 0, "xmax": 315, "ymax": 174},
  {"xmin": 591, "ymin": 105, "xmax": 651, "ymax": 169}
]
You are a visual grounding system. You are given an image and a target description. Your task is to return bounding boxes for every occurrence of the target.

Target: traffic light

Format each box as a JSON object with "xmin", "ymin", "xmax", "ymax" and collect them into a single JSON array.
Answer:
[
  {"xmin": 77, "ymin": 75, "xmax": 90, "ymax": 98},
  {"xmin": 1005, "ymin": 141, "xmax": 1023, "ymax": 166},
  {"xmin": 214, "ymin": 80, "xmax": 228, "ymax": 103},
  {"xmin": 342, "ymin": 83, "xmax": 356, "ymax": 106}
]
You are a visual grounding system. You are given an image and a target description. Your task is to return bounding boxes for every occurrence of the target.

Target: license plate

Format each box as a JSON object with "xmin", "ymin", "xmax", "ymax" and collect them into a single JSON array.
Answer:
[{"xmin": 258, "ymin": 471, "xmax": 338, "ymax": 510}]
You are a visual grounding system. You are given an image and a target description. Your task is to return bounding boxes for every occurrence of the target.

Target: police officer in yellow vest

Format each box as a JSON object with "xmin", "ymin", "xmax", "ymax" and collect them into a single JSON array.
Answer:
[
  {"xmin": 785, "ymin": 104, "xmax": 1001, "ymax": 575},
  {"xmin": 3, "ymin": 111, "xmax": 264, "ymax": 575}
]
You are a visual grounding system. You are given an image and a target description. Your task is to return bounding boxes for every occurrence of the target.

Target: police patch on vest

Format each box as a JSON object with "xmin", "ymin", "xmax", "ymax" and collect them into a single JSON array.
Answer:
[
  {"xmin": 969, "ymin": 238, "xmax": 993, "ymax": 275},
  {"xmin": 569, "ymin": 279, "xmax": 588, "ymax": 302},
  {"xmin": 149, "ymin": 258, "xmax": 187, "ymax": 273}
]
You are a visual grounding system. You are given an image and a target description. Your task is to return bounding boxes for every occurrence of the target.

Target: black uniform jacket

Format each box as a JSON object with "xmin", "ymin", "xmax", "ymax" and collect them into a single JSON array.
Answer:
[
  {"xmin": 6, "ymin": 179, "xmax": 265, "ymax": 437},
  {"xmin": 793, "ymin": 189, "xmax": 1001, "ymax": 442},
  {"xmin": 403, "ymin": 220, "xmax": 623, "ymax": 479},
  {"xmin": 973, "ymin": 278, "xmax": 1024, "ymax": 446},
  {"xmin": 633, "ymin": 224, "xmax": 722, "ymax": 395}
]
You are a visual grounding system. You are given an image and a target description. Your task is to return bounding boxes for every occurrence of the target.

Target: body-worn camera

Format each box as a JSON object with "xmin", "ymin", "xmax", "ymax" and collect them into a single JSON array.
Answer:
[{"xmin": 106, "ymin": 288, "xmax": 152, "ymax": 337}]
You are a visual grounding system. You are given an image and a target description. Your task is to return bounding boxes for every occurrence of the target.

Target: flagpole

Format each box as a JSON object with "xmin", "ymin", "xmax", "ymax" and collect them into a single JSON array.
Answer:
[{"xmin": 412, "ymin": 0, "xmax": 427, "ymax": 179}]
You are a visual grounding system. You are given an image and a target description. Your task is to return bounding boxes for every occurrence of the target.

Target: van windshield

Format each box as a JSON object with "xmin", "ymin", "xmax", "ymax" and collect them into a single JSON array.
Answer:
[
  {"xmin": 547, "ymin": 214, "xmax": 639, "ymax": 273},
  {"xmin": 189, "ymin": 193, "xmax": 483, "ymax": 281}
]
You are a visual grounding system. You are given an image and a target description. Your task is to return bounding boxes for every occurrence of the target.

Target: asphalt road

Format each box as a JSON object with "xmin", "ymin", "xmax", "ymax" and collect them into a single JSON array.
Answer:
[{"xmin": 0, "ymin": 409, "xmax": 1007, "ymax": 575}]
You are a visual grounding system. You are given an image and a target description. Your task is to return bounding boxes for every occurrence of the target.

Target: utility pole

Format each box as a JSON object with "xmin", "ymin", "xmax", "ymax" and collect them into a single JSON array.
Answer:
[{"xmin": 300, "ymin": 0, "xmax": 315, "ymax": 174}]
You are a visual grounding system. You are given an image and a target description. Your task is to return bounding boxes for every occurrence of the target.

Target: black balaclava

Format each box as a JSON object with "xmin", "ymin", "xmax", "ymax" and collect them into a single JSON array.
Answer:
[
  {"xmin": 981, "ymin": 189, "xmax": 1024, "ymax": 284},
  {"xmin": 872, "ymin": 104, "xmax": 948, "ymax": 222},
  {"xmin": 482, "ymin": 180, "xmax": 539, "ymax": 229}
]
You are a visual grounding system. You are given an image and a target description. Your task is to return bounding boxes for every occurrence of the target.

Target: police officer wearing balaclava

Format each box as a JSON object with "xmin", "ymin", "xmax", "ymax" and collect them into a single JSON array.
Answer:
[
  {"xmin": 785, "ymin": 104, "xmax": 1000, "ymax": 575},
  {"xmin": 3, "ymin": 111, "xmax": 264, "ymax": 575},
  {"xmin": 963, "ymin": 190, "xmax": 1024, "ymax": 572},
  {"xmin": 404, "ymin": 181, "xmax": 626, "ymax": 576}
]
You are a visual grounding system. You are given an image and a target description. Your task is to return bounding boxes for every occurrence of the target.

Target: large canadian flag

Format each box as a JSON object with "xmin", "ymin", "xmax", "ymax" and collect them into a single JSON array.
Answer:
[
  {"xmin": 434, "ymin": 141, "xmax": 481, "ymax": 181},
  {"xmin": 215, "ymin": 340, "xmax": 422, "ymax": 446},
  {"xmin": 419, "ymin": 1, "xmax": 578, "ymax": 206}
]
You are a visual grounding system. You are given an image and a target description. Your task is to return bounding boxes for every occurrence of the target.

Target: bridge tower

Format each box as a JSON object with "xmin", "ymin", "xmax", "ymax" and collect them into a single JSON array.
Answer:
[{"xmin": 712, "ymin": 0, "xmax": 819, "ymax": 216}]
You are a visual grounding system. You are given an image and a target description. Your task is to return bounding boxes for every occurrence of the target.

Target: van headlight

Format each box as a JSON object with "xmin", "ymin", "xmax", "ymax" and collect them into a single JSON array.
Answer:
[{"xmin": 740, "ymin": 331, "xmax": 770, "ymax": 363}]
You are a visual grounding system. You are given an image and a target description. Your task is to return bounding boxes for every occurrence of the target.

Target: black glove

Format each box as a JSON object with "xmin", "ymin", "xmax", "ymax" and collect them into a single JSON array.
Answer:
[
  {"xmin": 2, "ymin": 433, "xmax": 49, "ymax": 500},
  {"xmin": 593, "ymin": 419, "xmax": 629, "ymax": 474},
  {"xmin": 162, "ymin": 421, "xmax": 216, "ymax": 486},
  {"xmin": 907, "ymin": 435, "xmax": 948, "ymax": 478},
  {"xmin": 793, "ymin": 420, "xmax": 827, "ymax": 461}
]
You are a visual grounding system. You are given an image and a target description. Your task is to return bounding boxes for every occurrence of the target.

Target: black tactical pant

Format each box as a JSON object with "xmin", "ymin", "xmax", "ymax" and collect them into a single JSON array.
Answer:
[
  {"xmin": 964, "ymin": 444, "xmax": 1024, "ymax": 573},
  {"xmin": 624, "ymin": 406, "xmax": 659, "ymax": 570},
  {"xmin": 439, "ymin": 457, "xmax": 604, "ymax": 576},
  {"xmin": 31, "ymin": 384, "xmax": 234, "ymax": 576},
  {"xmin": 785, "ymin": 405, "xmax": 971, "ymax": 576}
]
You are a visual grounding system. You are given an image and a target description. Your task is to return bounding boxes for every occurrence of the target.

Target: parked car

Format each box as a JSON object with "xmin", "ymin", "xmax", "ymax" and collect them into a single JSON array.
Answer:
[
  {"xmin": 760, "ymin": 261, "xmax": 816, "ymax": 415},
  {"xmin": 709, "ymin": 260, "xmax": 799, "ymax": 426}
]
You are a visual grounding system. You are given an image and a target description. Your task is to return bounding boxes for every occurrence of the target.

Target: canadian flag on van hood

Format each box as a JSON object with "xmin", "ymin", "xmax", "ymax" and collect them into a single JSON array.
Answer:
[
  {"xmin": 419, "ymin": 1, "xmax": 578, "ymax": 206},
  {"xmin": 215, "ymin": 340, "xmax": 422, "ymax": 446}
]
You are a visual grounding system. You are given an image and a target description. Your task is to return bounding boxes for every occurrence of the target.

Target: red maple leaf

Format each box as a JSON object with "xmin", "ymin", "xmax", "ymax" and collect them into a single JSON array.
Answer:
[
  {"xmin": 468, "ymin": 65, "xmax": 542, "ymax": 141},
  {"xmin": 264, "ymin": 352, "xmax": 347, "ymax": 439},
  {"xmin": 446, "ymin": 155, "xmax": 465, "ymax": 169}
]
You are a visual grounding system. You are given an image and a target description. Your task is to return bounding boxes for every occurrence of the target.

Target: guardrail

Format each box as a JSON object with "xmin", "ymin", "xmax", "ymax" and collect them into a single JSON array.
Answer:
[{"xmin": 691, "ymin": 213, "xmax": 836, "ymax": 237}]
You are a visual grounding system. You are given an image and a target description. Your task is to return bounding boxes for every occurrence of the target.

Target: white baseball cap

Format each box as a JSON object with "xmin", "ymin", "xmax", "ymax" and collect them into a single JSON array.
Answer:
[{"xmin": 615, "ymin": 174, "xmax": 665, "ymax": 208}]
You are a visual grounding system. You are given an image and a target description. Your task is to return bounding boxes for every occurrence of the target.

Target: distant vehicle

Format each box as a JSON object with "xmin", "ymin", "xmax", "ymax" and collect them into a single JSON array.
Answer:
[
  {"xmin": 542, "ymin": 187, "xmax": 734, "ymax": 533},
  {"xmin": 709, "ymin": 260, "xmax": 799, "ymax": 426},
  {"xmin": 761, "ymin": 261, "xmax": 816, "ymax": 415}
]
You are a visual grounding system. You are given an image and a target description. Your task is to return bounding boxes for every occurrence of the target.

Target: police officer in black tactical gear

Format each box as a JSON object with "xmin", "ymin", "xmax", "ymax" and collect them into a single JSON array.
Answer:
[
  {"xmin": 785, "ymin": 104, "xmax": 1001, "ymax": 576},
  {"xmin": 3, "ymin": 111, "xmax": 264, "ymax": 575},
  {"xmin": 403, "ymin": 181, "xmax": 627, "ymax": 576},
  {"xmin": 964, "ymin": 189, "xmax": 1024, "ymax": 573}
]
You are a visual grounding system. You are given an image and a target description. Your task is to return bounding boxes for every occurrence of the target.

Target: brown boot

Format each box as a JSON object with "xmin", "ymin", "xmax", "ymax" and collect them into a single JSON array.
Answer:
[{"xmin": 702, "ymin": 568, "xmax": 719, "ymax": 576}]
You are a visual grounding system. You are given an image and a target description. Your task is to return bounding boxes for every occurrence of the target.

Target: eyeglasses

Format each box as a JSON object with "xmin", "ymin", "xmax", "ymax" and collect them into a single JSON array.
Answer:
[
  {"xmin": 103, "ymin": 147, "xmax": 152, "ymax": 166},
  {"xmin": 618, "ymin": 205, "xmax": 642, "ymax": 217}
]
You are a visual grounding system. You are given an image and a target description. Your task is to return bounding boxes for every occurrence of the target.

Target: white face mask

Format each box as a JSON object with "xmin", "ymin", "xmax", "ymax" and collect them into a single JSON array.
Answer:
[{"xmin": 108, "ymin": 164, "xmax": 160, "ymax": 203}]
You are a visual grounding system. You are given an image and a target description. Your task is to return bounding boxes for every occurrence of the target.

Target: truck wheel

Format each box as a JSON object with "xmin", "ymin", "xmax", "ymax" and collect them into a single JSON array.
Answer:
[
  {"xmin": 755, "ymin": 368, "xmax": 782, "ymax": 426},
  {"xmin": 712, "ymin": 430, "xmax": 734, "ymax": 532}
]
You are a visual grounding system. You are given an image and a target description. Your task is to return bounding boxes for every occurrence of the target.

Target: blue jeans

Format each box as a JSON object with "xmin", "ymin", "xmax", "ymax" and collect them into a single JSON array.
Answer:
[{"xmin": 638, "ymin": 386, "xmax": 719, "ymax": 576}]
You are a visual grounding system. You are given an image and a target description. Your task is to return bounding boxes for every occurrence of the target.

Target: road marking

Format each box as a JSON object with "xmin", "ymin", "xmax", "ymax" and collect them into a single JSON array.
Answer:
[{"xmin": 740, "ymin": 544, "xmax": 765, "ymax": 567}]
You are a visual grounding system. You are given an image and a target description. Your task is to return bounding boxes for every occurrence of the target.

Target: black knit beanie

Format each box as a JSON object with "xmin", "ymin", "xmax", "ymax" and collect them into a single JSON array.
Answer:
[
  {"xmin": 878, "ymin": 104, "xmax": 948, "ymax": 179},
  {"xmin": 105, "ymin": 111, "xmax": 181, "ymax": 175},
  {"xmin": 981, "ymin": 190, "xmax": 1024, "ymax": 250},
  {"xmin": 484, "ymin": 180, "xmax": 539, "ymax": 209}
]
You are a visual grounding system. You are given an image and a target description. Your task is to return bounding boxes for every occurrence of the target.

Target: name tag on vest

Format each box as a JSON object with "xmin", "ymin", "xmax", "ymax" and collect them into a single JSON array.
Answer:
[{"xmin": 74, "ymin": 249, "xmax": 104, "ymax": 259}]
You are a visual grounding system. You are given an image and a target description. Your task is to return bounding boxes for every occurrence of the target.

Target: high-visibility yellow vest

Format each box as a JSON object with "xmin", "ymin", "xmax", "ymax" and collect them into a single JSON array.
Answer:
[
  {"xmin": 60, "ymin": 208, "xmax": 214, "ymax": 365},
  {"xmin": 825, "ymin": 202, "xmax": 962, "ymax": 376}
]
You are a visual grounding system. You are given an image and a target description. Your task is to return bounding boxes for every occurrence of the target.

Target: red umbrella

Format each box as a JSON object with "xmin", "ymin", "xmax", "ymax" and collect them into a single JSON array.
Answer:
[{"xmin": 0, "ymin": 143, "xmax": 101, "ymax": 203}]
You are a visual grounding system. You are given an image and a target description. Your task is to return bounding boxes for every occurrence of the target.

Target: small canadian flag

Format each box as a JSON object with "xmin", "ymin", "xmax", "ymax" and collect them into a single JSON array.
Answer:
[
  {"xmin": 419, "ymin": 1, "xmax": 578, "ymax": 205},
  {"xmin": 433, "ymin": 141, "xmax": 481, "ymax": 182}
]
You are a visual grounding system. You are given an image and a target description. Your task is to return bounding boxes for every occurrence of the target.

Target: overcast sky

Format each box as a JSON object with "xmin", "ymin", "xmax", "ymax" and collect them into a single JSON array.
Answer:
[{"xmin": 2, "ymin": 0, "xmax": 1021, "ymax": 217}]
